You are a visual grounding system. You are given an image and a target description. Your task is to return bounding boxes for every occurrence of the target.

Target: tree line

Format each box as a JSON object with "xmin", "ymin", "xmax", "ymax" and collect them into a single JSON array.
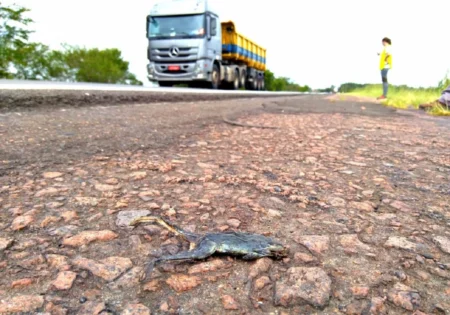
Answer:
[
  {"xmin": 1, "ymin": 3, "xmax": 310, "ymax": 91},
  {"xmin": 0, "ymin": 3, "xmax": 142, "ymax": 85},
  {"xmin": 264, "ymin": 70, "xmax": 311, "ymax": 92}
]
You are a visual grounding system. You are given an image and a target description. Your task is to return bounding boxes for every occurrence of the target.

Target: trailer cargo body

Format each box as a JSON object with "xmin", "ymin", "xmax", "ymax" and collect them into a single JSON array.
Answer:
[
  {"xmin": 146, "ymin": 0, "xmax": 266, "ymax": 90},
  {"xmin": 221, "ymin": 21, "xmax": 266, "ymax": 72}
]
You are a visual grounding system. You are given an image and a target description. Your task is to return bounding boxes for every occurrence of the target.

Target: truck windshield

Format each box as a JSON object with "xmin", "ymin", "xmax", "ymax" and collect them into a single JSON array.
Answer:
[{"xmin": 148, "ymin": 14, "xmax": 205, "ymax": 39}]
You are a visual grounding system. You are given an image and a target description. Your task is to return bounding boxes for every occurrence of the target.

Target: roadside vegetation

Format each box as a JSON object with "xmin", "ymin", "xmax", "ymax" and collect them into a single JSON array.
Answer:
[
  {"xmin": 428, "ymin": 102, "xmax": 450, "ymax": 116},
  {"xmin": 339, "ymin": 79, "xmax": 450, "ymax": 116},
  {"xmin": 1, "ymin": 3, "xmax": 142, "ymax": 84},
  {"xmin": 263, "ymin": 70, "xmax": 311, "ymax": 92}
]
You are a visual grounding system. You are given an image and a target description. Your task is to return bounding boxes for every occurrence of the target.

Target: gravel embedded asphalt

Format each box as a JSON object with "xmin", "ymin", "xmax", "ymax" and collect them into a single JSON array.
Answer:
[
  {"xmin": 0, "ymin": 90, "xmax": 450, "ymax": 314},
  {"xmin": 0, "ymin": 88, "xmax": 291, "ymax": 112}
]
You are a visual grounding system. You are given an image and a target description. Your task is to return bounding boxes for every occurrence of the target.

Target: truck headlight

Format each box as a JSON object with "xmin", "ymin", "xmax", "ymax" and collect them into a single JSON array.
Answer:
[{"xmin": 147, "ymin": 63, "xmax": 155, "ymax": 74}]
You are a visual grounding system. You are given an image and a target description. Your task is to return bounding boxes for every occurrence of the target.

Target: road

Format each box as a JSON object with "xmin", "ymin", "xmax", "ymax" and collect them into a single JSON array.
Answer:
[
  {"xmin": 0, "ymin": 79, "xmax": 313, "ymax": 94},
  {"xmin": 0, "ymin": 79, "xmax": 315, "ymax": 113},
  {"xmin": 0, "ymin": 88, "xmax": 450, "ymax": 314}
]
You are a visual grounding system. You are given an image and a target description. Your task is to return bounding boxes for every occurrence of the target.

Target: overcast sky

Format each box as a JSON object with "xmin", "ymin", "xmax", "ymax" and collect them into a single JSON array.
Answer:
[{"xmin": 3, "ymin": 0, "xmax": 449, "ymax": 88}]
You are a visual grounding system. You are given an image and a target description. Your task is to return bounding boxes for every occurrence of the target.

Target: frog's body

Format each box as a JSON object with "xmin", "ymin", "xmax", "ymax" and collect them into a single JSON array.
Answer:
[{"xmin": 129, "ymin": 216, "xmax": 289, "ymax": 282}]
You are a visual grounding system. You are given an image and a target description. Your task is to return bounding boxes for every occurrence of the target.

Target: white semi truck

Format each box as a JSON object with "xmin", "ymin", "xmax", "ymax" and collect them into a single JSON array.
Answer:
[{"xmin": 146, "ymin": 0, "xmax": 266, "ymax": 90}]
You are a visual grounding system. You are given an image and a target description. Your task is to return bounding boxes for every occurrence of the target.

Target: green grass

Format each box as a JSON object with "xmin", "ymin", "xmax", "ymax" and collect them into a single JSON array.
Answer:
[
  {"xmin": 345, "ymin": 82, "xmax": 450, "ymax": 116},
  {"xmin": 429, "ymin": 103, "xmax": 450, "ymax": 116},
  {"xmin": 347, "ymin": 84, "xmax": 441, "ymax": 109}
]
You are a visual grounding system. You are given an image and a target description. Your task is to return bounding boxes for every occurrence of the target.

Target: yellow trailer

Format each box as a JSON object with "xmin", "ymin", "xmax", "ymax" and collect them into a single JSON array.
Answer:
[{"xmin": 221, "ymin": 21, "xmax": 266, "ymax": 72}]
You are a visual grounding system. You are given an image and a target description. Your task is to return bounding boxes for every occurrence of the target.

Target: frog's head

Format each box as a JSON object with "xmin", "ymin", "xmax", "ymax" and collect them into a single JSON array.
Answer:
[{"xmin": 268, "ymin": 242, "xmax": 289, "ymax": 258}]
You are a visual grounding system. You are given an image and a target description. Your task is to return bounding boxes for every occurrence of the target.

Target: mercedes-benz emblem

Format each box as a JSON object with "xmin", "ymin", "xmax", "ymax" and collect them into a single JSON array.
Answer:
[{"xmin": 169, "ymin": 47, "xmax": 179, "ymax": 57}]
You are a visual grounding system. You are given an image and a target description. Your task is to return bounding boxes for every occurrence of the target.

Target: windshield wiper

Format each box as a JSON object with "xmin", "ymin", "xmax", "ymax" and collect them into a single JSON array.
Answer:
[
  {"xmin": 150, "ymin": 33, "xmax": 170, "ymax": 39},
  {"xmin": 177, "ymin": 32, "xmax": 200, "ymax": 38}
]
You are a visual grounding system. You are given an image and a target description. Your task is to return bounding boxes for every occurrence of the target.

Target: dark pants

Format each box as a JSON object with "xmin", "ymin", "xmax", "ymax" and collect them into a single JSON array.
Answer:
[{"xmin": 381, "ymin": 69, "xmax": 389, "ymax": 96}]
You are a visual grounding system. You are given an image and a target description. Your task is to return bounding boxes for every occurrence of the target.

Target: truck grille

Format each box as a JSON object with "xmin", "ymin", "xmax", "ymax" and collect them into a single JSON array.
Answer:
[{"xmin": 150, "ymin": 47, "xmax": 198, "ymax": 63}]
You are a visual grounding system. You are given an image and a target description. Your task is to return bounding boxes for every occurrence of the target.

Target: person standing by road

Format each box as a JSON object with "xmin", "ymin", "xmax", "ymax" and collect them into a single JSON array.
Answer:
[{"xmin": 377, "ymin": 37, "xmax": 392, "ymax": 100}]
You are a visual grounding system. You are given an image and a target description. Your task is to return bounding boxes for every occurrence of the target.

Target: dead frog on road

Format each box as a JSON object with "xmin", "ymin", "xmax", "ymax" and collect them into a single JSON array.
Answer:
[{"xmin": 130, "ymin": 216, "xmax": 289, "ymax": 281}]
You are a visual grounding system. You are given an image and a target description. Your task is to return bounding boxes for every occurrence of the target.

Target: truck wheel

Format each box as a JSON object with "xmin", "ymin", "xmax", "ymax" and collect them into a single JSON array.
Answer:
[
  {"xmin": 239, "ymin": 70, "xmax": 246, "ymax": 89},
  {"xmin": 252, "ymin": 78, "xmax": 258, "ymax": 90},
  {"xmin": 232, "ymin": 69, "xmax": 239, "ymax": 90},
  {"xmin": 210, "ymin": 64, "xmax": 220, "ymax": 89}
]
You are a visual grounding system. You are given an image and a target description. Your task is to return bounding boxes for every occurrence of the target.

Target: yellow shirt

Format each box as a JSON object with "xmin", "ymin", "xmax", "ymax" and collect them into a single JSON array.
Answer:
[{"xmin": 379, "ymin": 45, "xmax": 392, "ymax": 70}]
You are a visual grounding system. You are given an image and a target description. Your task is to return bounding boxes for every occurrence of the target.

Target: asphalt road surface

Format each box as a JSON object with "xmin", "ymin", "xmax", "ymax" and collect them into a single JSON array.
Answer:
[
  {"xmin": 0, "ymin": 79, "xmax": 314, "ymax": 112},
  {"xmin": 0, "ymin": 88, "xmax": 450, "ymax": 314},
  {"xmin": 0, "ymin": 79, "xmax": 311, "ymax": 94}
]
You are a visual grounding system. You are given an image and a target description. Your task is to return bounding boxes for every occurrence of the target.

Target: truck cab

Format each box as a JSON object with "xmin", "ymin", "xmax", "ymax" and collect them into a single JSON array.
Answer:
[
  {"xmin": 146, "ymin": 0, "xmax": 222, "ymax": 88},
  {"xmin": 146, "ymin": 0, "xmax": 266, "ymax": 90}
]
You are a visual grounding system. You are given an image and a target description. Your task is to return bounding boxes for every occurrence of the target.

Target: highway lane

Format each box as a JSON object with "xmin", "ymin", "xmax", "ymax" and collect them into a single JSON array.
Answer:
[
  {"xmin": 0, "ymin": 79, "xmax": 321, "ymax": 113},
  {"xmin": 0, "ymin": 95, "xmax": 309, "ymax": 166},
  {"xmin": 2, "ymin": 87, "xmax": 450, "ymax": 314},
  {"xmin": 0, "ymin": 79, "xmax": 323, "ymax": 95}
]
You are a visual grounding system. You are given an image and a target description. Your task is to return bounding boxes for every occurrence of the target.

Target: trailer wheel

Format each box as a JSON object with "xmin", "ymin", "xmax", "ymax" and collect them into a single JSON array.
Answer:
[
  {"xmin": 232, "ymin": 69, "xmax": 240, "ymax": 90},
  {"xmin": 210, "ymin": 64, "xmax": 220, "ymax": 89},
  {"xmin": 252, "ymin": 78, "xmax": 258, "ymax": 90},
  {"xmin": 239, "ymin": 70, "xmax": 246, "ymax": 89}
]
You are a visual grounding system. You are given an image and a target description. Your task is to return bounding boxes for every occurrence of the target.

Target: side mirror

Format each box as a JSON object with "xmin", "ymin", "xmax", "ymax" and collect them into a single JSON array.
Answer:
[
  {"xmin": 206, "ymin": 16, "xmax": 211, "ymax": 40},
  {"xmin": 211, "ymin": 18, "xmax": 217, "ymax": 36},
  {"xmin": 146, "ymin": 15, "xmax": 150, "ymax": 38}
]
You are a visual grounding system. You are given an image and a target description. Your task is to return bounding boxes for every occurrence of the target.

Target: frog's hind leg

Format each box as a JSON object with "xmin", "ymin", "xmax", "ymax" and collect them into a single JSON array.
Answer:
[
  {"xmin": 140, "ymin": 240, "xmax": 216, "ymax": 282},
  {"xmin": 130, "ymin": 215, "xmax": 200, "ymax": 243},
  {"xmin": 242, "ymin": 249, "xmax": 272, "ymax": 260}
]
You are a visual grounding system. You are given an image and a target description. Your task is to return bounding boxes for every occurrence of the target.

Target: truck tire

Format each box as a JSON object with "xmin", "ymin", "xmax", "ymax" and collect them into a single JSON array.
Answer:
[
  {"xmin": 210, "ymin": 64, "xmax": 220, "ymax": 89},
  {"xmin": 239, "ymin": 70, "xmax": 246, "ymax": 89},
  {"xmin": 232, "ymin": 69, "xmax": 239, "ymax": 90},
  {"xmin": 252, "ymin": 78, "xmax": 258, "ymax": 91}
]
